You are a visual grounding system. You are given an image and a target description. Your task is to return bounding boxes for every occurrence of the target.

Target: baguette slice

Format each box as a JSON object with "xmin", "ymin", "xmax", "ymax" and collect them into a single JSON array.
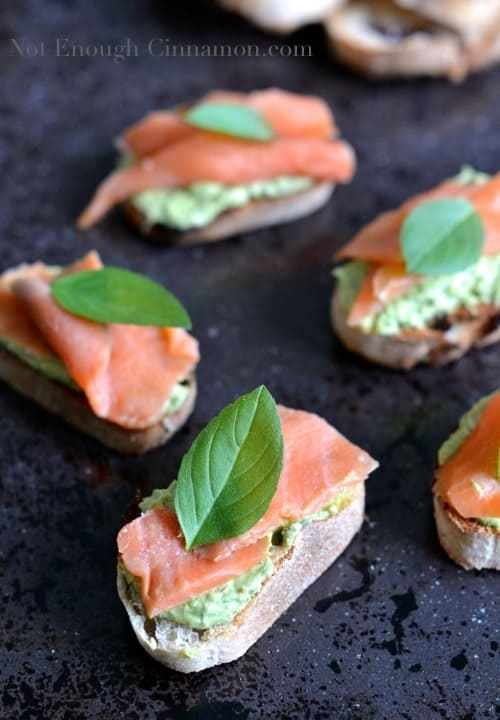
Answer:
[
  {"xmin": 0, "ymin": 344, "xmax": 196, "ymax": 453},
  {"xmin": 395, "ymin": 0, "xmax": 500, "ymax": 35},
  {"xmin": 433, "ymin": 496, "xmax": 500, "ymax": 571},
  {"xmin": 218, "ymin": 0, "xmax": 344, "ymax": 33},
  {"xmin": 331, "ymin": 288, "xmax": 500, "ymax": 370},
  {"xmin": 325, "ymin": 0, "xmax": 500, "ymax": 81},
  {"xmin": 117, "ymin": 487, "xmax": 364, "ymax": 672},
  {"xmin": 123, "ymin": 181, "xmax": 334, "ymax": 245}
]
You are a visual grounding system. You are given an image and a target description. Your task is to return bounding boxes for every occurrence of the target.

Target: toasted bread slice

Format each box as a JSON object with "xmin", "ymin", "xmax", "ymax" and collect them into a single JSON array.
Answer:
[
  {"xmin": 123, "ymin": 182, "xmax": 334, "ymax": 245},
  {"xmin": 117, "ymin": 487, "xmax": 364, "ymax": 672},
  {"xmin": 325, "ymin": 0, "xmax": 500, "ymax": 81},
  {"xmin": 395, "ymin": 0, "xmax": 500, "ymax": 35},
  {"xmin": 433, "ymin": 496, "xmax": 500, "ymax": 571},
  {"xmin": 0, "ymin": 344, "xmax": 196, "ymax": 453},
  {"xmin": 218, "ymin": 0, "xmax": 344, "ymax": 33},
  {"xmin": 331, "ymin": 288, "xmax": 500, "ymax": 370}
]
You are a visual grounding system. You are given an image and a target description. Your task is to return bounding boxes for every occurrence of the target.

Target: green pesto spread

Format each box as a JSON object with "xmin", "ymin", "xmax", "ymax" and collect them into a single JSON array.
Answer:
[
  {"xmin": 334, "ymin": 168, "xmax": 500, "ymax": 335},
  {"xmin": 120, "ymin": 535, "xmax": 274, "ymax": 631},
  {"xmin": 277, "ymin": 483, "xmax": 361, "ymax": 548},
  {"xmin": 0, "ymin": 337, "xmax": 78, "ymax": 389},
  {"xmin": 437, "ymin": 391, "xmax": 500, "ymax": 527},
  {"xmin": 333, "ymin": 261, "xmax": 369, "ymax": 315},
  {"xmin": 131, "ymin": 481, "xmax": 361, "ymax": 630},
  {"xmin": 162, "ymin": 382, "xmax": 190, "ymax": 415},
  {"xmin": 454, "ymin": 166, "xmax": 490, "ymax": 186},
  {"xmin": 477, "ymin": 517, "xmax": 500, "ymax": 528},
  {"xmin": 139, "ymin": 483, "xmax": 177, "ymax": 512},
  {"xmin": 362, "ymin": 255, "xmax": 500, "ymax": 335},
  {"xmin": 130, "ymin": 177, "xmax": 314, "ymax": 231},
  {"xmin": 160, "ymin": 555, "xmax": 274, "ymax": 629}
]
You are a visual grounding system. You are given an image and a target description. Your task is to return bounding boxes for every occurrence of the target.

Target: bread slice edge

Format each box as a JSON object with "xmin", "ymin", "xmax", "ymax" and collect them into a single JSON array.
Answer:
[
  {"xmin": 325, "ymin": 1, "xmax": 500, "ymax": 81},
  {"xmin": 0, "ymin": 344, "xmax": 197, "ymax": 454},
  {"xmin": 330, "ymin": 287, "xmax": 500, "ymax": 370},
  {"xmin": 117, "ymin": 486, "xmax": 365, "ymax": 672},
  {"xmin": 217, "ymin": 0, "xmax": 344, "ymax": 33},
  {"xmin": 433, "ymin": 496, "xmax": 500, "ymax": 571},
  {"xmin": 123, "ymin": 182, "xmax": 334, "ymax": 245}
]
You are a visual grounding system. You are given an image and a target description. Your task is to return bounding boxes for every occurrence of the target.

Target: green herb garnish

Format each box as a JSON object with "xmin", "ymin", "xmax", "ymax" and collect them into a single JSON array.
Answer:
[
  {"xmin": 184, "ymin": 103, "xmax": 274, "ymax": 142},
  {"xmin": 401, "ymin": 198, "xmax": 484, "ymax": 276},
  {"xmin": 51, "ymin": 267, "xmax": 191, "ymax": 328},
  {"xmin": 175, "ymin": 385, "xmax": 283, "ymax": 551}
]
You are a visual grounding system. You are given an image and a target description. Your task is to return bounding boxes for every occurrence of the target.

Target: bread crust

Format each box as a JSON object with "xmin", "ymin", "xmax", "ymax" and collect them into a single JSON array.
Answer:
[
  {"xmin": 325, "ymin": 0, "xmax": 500, "ymax": 81},
  {"xmin": 331, "ymin": 287, "xmax": 500, "ymax": 370},
  {"xmin": 0, "ymin": 344, "xmax": 196, "ymax": 453},
  {"xmin": 123, "ymin": 182, "xmax": 334, "ymax": 245},
  {"xmin": 433, "ymin": 496, "xmax": 500, "ymax": 571},
  {"xmin": 117, "ymin": 488, "xmax": 365, "ymax": 672},
  {"xmin": 395, "ymin": 0, "xmax": 500, "ymax": 34},
  {"xmin": 218, "ymin": 0, "xmax": 344, "ymax": 33}
]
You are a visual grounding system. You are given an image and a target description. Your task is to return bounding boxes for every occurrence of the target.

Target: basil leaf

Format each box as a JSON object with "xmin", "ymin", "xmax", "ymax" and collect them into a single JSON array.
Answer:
[
  {"xmin": 175, "ymin": 385, "xmax": 283, "ymax": 551},
  {"xmin": 184, "ymin": 103, "xmax": 274, "ymax": 141},
  {"xmin": 401, "ymin": 198, "xmax": 484, "ymax": 276},
  {"xmin": 52, "ymin": 267, "xmax": 191, "ymax": 328}
]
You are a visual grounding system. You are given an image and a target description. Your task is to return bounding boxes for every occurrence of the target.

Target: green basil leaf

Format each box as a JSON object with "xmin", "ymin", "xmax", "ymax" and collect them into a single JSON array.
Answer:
[
  {"xmin": 51, "ymin": 267, "xmax": 191, "ymax": 328},
  {"xmin": 175, "ymin": 385, "xmax": 283, "ymax": 551},
  {"xmin": 184, "ymin": 103, "xmax": 274, "ymax": 141},
  {"xmin": 401, "ymin": 198, "xmax": 484, "ymax": 276}
]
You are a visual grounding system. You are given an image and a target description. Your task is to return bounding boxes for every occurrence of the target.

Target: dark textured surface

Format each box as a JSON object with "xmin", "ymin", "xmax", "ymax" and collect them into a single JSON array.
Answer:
[{"xmin": 1, "ymin": 2, "xmax": 500, "ymax": 718}]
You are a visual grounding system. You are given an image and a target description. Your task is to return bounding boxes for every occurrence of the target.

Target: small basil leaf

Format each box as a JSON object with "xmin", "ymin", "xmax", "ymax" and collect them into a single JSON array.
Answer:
[
  {"xmin": 175, "ymin": 385, "xmax": 283, "ymax": 551},
  {"xmin": 52, "ymin": 267, "xmax": 191, "ymax": 328},
  {"xmin": 401, "ymin": 198, "xmax": 484, "ymax": 276},
  {"xmin": 184, "ymin": 103, "xmax": 274, "ymax": 141}
]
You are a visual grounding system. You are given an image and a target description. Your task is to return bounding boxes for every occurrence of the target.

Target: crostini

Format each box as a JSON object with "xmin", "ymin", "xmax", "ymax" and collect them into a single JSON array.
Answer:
[
  {"xmin": 0, "ymin": 251, "xmax": 199, "ymax": 452},
  {"xmin": 77, "ymin": 89, "xmax": 356, "ymax": 243},
  {"xmin": 434, "ymin": 391, "xmax": 500, "ymax": 570},
  {"xmin": 325, "ymin": 0, "xmax": 500, "ymax": 81},
  {"xmin": 117, "ymin": 386, "xmax": 378, "ymax": 672},
  {"xmin": 218, "ymin": 0, "xmax": 343, "ymax": 33},
  {"xmin": 332, "ymin": 168, "xmax": 500, "ymax": 369}
]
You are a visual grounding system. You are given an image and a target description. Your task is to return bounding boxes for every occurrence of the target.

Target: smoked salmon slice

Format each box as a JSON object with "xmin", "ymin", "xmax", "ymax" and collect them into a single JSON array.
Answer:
[
  {"xmin": 336, "ymin": 179, "xmax": 471, "ymax": 264},
  {"xmin": 336, "ymin": 174, "xmax": 500, "ymax": 325},
  {"xmin": 120, "ymin": 89, "xmax": 336, "ymax": 160},
  {"xmin": 336, "ymin": 175, "xmax": 500, "ymax": 264},
  {"xmin": 204, "ymin": 405, "xmax": 377, "ymax": 561},
  {"xmin": 117, "ymin": 405, "xmax": 378, "ymax": 616},
  {"xmin": 0, "ymin": 252, "xmax": 199, "ymax": 430},
  {"xmin": 347, "ymin": 264, "xmax": 421, "ymax": 327},
  {"xmin": 0, "ymin": 265, "xmax": 58, "ymax": 360},
  {"xmin": 0, "ymin": 252, "xmax": 101, "ymax": 361},
  {"xmin": 78, "ymin": 136, "xmax": 355, "ymax": 229},
  {"xmin": 118, "ymin": 507, "xmax": 269, "ymax": 618},
  {"xmin": 434, "ymin": 393, "xmax": 500, "ymax": 520}
]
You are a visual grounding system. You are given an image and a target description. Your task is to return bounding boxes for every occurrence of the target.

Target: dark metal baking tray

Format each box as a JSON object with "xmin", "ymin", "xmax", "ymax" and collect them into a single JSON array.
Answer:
[{"xmin": 1, "ymin": 2, "xmax": 499, "ymax": 718}]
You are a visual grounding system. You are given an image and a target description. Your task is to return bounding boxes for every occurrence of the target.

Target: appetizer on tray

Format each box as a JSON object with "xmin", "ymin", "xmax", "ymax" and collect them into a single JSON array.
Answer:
[
  {"xmin": 77, "ymin": 89, "xmax": 355, "ymax": 244},
  {"xmin": 219, "ymin": 0, "xmax": 500, "ymax": 81},
  {"xmin": 218, "ymin": 0, "xmax": 343, "ymax": 33},
  {"xmin": 332, "ymin": 168, "xmax": 500, "ymax": 369},
  {"xmin": 217, "ymin": 0, "xmax": 500, "ymax": 81},
  {"xmin": 325, "ymin": 0, "xmax": 500, "ymax": 82},
  {"xmin": 117, "ymin": 386, "xmax": 378, "ymax": 672},
  {"xmin": 434, "ymin": 391, "xmax": 500, "ymax": 570},
  {"xmin": 0, "ymin": 252, "xmax": 198, "ymax": 453}
]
